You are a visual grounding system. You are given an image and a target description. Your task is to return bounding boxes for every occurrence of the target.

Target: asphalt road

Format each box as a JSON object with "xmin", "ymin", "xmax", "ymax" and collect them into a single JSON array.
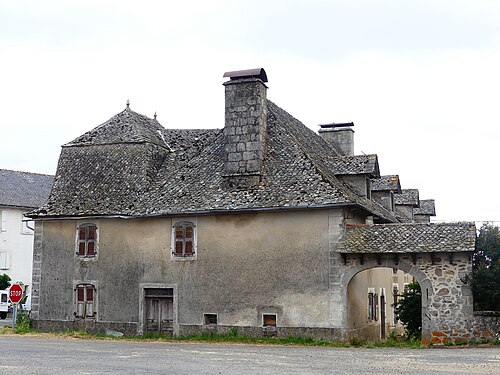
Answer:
[{"xmin": 0, "ymin": 335, "xmax": 498, "ymax": 375}]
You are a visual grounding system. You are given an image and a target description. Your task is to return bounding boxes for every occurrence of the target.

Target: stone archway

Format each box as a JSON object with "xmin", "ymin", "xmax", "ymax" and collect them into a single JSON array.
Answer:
[
  {"xmin": 333, "ymin": 222, "xmax": 476, "ymax": 344},
  {"xmin": 340, "ymin": 257, "xmax": 433, "ymax": 340}
]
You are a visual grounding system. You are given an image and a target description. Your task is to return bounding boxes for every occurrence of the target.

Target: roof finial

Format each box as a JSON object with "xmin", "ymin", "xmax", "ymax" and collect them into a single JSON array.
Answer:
[
  {"xmin": 126, "ymin": 99, "xmax": 130, "ymax": 109},
  {"xmin": 154, "ymin": 111, "xmax": 157, "ymax": 120}
]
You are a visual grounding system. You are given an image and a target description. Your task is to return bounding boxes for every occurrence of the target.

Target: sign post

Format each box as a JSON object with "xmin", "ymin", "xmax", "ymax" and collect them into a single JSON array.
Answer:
[{"xmin": 9, "ymin": 284, "xmax": 23, "ymax": 332}]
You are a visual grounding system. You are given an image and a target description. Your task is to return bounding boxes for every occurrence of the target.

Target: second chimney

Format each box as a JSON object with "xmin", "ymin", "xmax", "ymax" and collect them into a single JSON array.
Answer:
[
  {"xmin": 318, "ymin": 123, "xmax": 354, "ymax": 156},
  {"xmin": 223, "ymin": 68, "xmax": 268, "ymax": 189}
]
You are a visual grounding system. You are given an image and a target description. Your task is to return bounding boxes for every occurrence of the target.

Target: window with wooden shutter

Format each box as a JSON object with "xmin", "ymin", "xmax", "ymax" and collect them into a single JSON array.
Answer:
[
  {"xmin": 77, "ymin": 224, "xmax": 98, "ymax": 258},
  {"xmin": 172, "ymin": 221, "xmax": 196, "ymax": 257},
  {"xmin": 75, "ymin": 284, "xmax": 96, "ymax": 319}
]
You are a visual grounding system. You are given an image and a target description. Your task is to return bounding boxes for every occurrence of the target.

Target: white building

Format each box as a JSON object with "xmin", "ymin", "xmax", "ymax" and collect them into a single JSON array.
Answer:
[{"xmin": 0, "ymin": 169, "xmax": 53, "ymax": 301}]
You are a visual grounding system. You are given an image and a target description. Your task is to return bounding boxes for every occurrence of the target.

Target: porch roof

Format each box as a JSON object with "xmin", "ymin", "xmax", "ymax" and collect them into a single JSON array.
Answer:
[{"xmin": 338, "ymin": 222, "xmax": 476, "ymax": 253}]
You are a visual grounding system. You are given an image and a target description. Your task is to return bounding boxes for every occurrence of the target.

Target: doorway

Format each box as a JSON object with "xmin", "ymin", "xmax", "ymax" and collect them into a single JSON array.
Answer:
[{"xmin": 144, "ymin": 288, "xmax": 173, "ymax": 334}]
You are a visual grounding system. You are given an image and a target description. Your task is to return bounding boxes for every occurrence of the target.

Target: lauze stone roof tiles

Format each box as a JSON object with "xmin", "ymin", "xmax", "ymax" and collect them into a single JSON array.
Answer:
[
  {"xmin": 30, "ymin": 102, "xmax": 397, "ymax": 221},
  {"xmin": 339, "ymin": 222, "xmax": 476, "ymax": 253}
]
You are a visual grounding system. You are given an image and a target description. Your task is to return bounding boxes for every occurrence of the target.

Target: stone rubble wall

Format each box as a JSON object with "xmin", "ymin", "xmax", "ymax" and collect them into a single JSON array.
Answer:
[{"xmin": 426, "ymin": 311, "xmax": 500, "ymax": 345}]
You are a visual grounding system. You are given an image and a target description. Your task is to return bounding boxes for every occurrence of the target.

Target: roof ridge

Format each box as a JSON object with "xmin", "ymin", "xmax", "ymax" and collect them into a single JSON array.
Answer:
[
  {"xmin": 267, "ymin": 101, "xmax": 397, "ymax": 222},
  {"xmin": 0, "ymin": 169, "xmax": 54, "ymax": 177}
]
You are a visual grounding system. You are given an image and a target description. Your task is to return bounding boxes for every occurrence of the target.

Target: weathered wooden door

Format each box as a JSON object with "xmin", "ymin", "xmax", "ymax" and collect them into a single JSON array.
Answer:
[{"xmin": 145, "ymin": 288, "xmax": 173, "ymax": 334}]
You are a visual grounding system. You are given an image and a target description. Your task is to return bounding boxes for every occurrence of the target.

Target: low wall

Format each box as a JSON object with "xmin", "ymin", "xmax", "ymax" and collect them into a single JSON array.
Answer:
[
  {"xmin": 179, "ymin": 325, "xmax": 344, "ymax": 341},
  {"xmin": 32, "ymin": 319, "xmax": 138, "ymax": 336},
  {"xmin": 425, "ymin": 311, "xmax": 499, "ymax": 345}
]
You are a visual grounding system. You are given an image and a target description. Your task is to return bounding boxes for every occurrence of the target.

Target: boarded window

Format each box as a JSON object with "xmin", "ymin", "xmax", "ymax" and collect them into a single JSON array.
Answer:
[
  {"xmin": 263, "ymin": 314, "xmax": 277, "ymax": 327},
  {"xmin": 204, "ymin": 314, "xmax": 217, "ymax": 325},
  {"xmin": 173, "ymin": 221, "xmax": 195, "ymax": 257},
  {"xmin": 77, "ymin": 224, "xmax": 97, "ymax": 257},
  {"xmin": 75, "ymin": 284, "xmax": 96, "ymax": 319}
]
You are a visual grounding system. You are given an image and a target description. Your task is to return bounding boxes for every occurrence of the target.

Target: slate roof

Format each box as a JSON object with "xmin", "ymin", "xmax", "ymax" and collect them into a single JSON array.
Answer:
[
  {"xmin": 414, "ymin": 199, "xmax": 436, "ymax": 216},
  {"xmin": 29, "ymin": 102, "xmax": 398, "ymax": 222},
  {"xmin": 371, "ymin": 175, "xmax": 401, "ymax": 193},
  {"xmin": 394, "ymin": 189, "xmax": 419, "ymax": 207},
  {"xmin": 326, "ymin": 155, "xmax": 380, "ymax": 177},
  {"xmin": 338, "ymin": 222, "xmax": 476, "ymax": 253},
  {"xmin": 0, "ymin": 169, "xmax": 54, "ymax": 209}
]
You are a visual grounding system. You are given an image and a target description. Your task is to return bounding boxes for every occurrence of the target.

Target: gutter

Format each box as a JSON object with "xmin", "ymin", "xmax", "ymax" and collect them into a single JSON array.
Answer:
[{"xmin": 27, "ymin": 202, "xmax": 358, "ymax": 221}]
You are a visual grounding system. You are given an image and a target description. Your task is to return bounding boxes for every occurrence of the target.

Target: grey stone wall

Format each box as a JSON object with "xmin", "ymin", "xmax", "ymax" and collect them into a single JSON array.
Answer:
[
  {"xmin": 32, "ymin": 210, "xmax": 333, "ymax": 336},
  {"xmin": 32, "ymin": 319, "xmax": 138, "ymax": 336},
  {"xmin": 427, "ymin": 311, "xmax": 499, "ymax": 345},
  {"xmin": 178, "ymin": 324, "xmax": 343, "ymax": 341},
  {"xmin": 318, "ymin": 128, "xmax": 354, "ymax": 156},
  {"xmin": 372, "ymin": 191, "xmax": 394, "ymax": 212},
  {"xmin": 30, "ymin": 221, "xmax": 44, "ymax": 320},
  {"xmin": 337, "ymin": 175, "xmax": 369, "ymax": 198},
  {"xmin": 223, "ymin": 77, "xmax": 267, "ymax": 189}
]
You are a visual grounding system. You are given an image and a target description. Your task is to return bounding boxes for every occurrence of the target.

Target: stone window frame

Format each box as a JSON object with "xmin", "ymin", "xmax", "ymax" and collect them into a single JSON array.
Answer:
[
  {"xmin": 171, "ymin": 219, "xmax": 197, "ymax": 260},
  {"xmin": 74, "ymin": 281, "xmax": 97, "ymax": 320},
  {"xmin": 262, "ymin": 313, "xmax": 277, "ymax": 327},
  {"xmin": 75, "ymin": 221, "xmax": 99, "ymax": 259}
]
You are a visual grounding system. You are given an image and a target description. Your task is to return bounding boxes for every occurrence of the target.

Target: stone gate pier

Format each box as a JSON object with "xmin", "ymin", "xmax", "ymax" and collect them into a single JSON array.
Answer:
[{"xmin": 334, "ymin": 222, "xmax": 498, "ymax": 344}]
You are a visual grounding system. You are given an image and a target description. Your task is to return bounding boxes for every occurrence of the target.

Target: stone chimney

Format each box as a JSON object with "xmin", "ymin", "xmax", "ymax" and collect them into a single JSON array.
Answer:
[
  {"xmin": 222, "ymin": 68, "xmax": 268, "ymax": 189},
  {"xmin": 318, "ymin": 123, "xmax": 354, "ymax": 156}
]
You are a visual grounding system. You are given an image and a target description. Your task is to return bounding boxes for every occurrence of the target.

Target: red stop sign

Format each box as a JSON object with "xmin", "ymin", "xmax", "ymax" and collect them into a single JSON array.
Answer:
[{"xmin": 9, "ymin": 284, "xmax": 23, "ymax": 304}]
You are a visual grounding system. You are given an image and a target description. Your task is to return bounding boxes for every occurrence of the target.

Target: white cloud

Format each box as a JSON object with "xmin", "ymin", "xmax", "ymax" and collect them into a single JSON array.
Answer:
[{"xmin": 0, "ymin": 0, "xmax": 499, "ymax": 223}]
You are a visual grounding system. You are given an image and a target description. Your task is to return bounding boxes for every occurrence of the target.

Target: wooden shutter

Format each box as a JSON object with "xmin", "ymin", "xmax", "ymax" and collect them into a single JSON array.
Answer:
[{"xmin": 86, "ymin": 286, "xmax": 94, "ymax": 318}]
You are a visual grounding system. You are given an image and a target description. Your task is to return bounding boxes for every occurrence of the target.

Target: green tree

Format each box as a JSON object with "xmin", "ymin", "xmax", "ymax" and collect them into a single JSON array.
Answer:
[
  {"xmin": 472, "ymin": 223, "xmax": 500, "ymax": 311},
  {"xmin": 394, "ymin": 280, "xmax": 422, "ymax": 340},
  {"xmin": 0, "ymin": 274, "xmax": 11, "ymax": 290}
]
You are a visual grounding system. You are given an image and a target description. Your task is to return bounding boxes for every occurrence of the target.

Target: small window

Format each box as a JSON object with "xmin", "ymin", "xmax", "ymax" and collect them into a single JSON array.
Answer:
[
  {"xmin": 0, "ymin": 210, "xmax": 6, "ymax": 232},
  {"xmin": 75, "ymin": 284, "xmax": 96, "ymax": 319},
  {"xmin": 172, "ymin": 221, "xmax": 195, "ymax": 257},
  {"xmin": 263, "ymin": 314, "xmax": 277, "ymax": 327},
  {"xmin": 1, "ymin": 293, "xmax": 7, "ymax": 303},
  {"xmin": 204, "ymin": 313, "xmax": 218, "ymax": 325},
  {"xmin": 366, "ymin": 178, "xmax": 371, "ymax": 199},
  {"xmin": 368, "ymin": 291, "xmax": 378, "ymax": 321},
  {"xmin": 0, "ymin": 252, "xmax": 10, "ymax": 270},
  {"xmin": 77, "ymin": 224, "xmax": 97, "ymax": 257}
]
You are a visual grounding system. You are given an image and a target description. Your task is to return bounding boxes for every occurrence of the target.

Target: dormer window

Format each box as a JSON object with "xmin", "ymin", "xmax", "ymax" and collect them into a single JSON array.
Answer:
[
  {"xmin": 77, "ymin": 223, "xmax": 97, "ymax": 257},
  {"xmin": 172, "ymin": 221, "xmax": 196, "ymax": 258},
  {"xmin": 365, "ymin": 178, "xmax": 371, "ymax": 200}
]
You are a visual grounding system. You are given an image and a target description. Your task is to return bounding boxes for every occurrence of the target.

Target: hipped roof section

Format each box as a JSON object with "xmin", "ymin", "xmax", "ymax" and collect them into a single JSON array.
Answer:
[{"xmin": 29, "ymin": 101, "xmax": 397, "ymax": 221}]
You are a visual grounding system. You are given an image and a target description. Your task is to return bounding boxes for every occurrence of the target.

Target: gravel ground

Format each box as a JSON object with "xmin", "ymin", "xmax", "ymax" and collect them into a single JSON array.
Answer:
[{"xmin": 0, "ymin": 335, "xmax": 498, "ymax": 375}]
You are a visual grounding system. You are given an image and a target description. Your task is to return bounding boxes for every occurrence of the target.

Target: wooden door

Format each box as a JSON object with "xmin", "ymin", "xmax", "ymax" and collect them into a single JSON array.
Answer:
[{"xmin": 145, "ymin": 297, "xmax": 173, "ymax": 333}]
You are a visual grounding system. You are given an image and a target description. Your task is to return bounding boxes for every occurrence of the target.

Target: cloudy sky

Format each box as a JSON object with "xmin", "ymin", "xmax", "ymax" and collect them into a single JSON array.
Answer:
[{"xmin": 1, "ymin": 0, "xmax": 499, "ymax": 224}]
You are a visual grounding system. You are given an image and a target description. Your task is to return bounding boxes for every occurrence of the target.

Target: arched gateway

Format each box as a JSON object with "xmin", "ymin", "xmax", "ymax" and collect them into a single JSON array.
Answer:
[{"xmin": 332, "ymin": 222, "xmax": 477, "ymax": 344}]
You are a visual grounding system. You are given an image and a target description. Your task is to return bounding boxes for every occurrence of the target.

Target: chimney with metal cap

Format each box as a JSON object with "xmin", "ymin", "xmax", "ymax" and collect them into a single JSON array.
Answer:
[
  {"xmin": 318, "ymin": 122, "xmax": 354, "ymax": 156},
  {"xmin": 222, "ymin": 68, "xmax": 268, "ymax": 189}
]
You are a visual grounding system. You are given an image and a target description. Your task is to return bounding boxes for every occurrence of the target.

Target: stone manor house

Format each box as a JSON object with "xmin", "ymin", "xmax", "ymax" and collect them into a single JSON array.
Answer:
[{"xmin": 29, "ymin": 68, "xmax": 488, "ymax": 343}]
